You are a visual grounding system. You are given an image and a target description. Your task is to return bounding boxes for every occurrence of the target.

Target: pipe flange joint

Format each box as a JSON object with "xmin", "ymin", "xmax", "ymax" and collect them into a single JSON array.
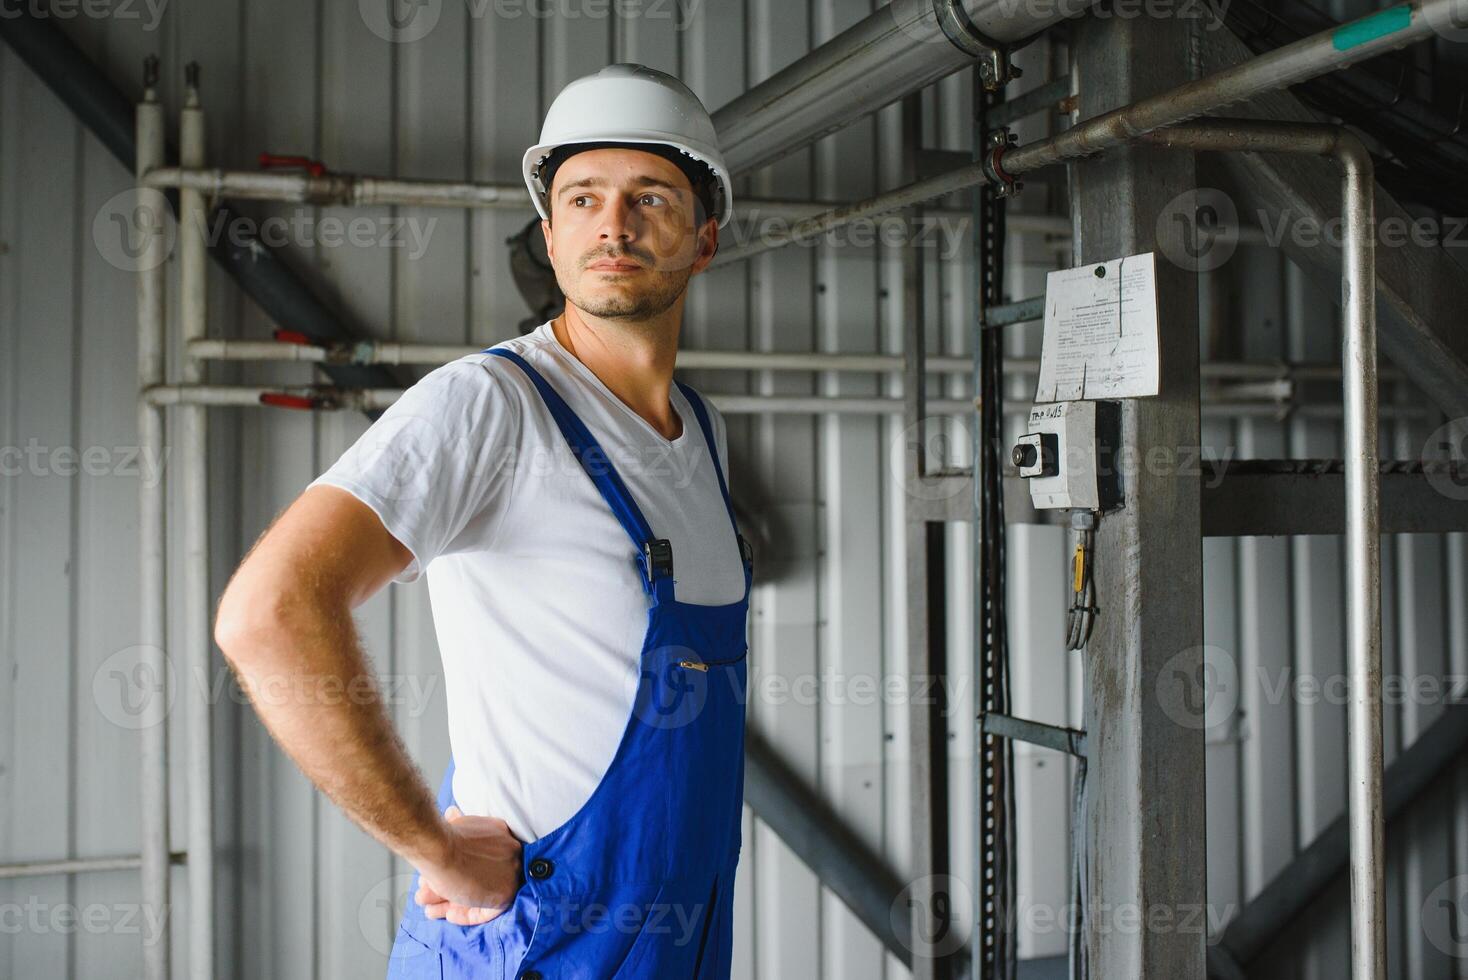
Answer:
[
  {"xmin": 982, "ymin": 129, "xmax": 1022, "ymax": 198},
  {"xmin": 931, "ymin": 0, "xmax": 1018, "ymax": 91}
]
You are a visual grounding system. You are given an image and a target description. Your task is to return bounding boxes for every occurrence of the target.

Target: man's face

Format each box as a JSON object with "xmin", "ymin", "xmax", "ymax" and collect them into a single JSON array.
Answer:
[{"xmin": 543, "ymin": 147, "xmax": 718, "ymax": 322}]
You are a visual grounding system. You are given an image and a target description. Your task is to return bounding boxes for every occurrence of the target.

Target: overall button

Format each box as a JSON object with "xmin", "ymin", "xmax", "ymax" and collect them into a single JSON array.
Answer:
[
  {"xmin": 520, "ymin": 971, "xmax": 543, "ymax": 980},
  {"xmin": 528, "ymin": 858, "xmax": 554, "ymax": 880}
]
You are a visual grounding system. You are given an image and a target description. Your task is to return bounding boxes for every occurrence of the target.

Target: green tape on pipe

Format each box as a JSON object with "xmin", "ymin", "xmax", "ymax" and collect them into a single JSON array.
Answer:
[{"xmin": 1333, "ymin": 5, "xmax": 1413, "ymax": 51}]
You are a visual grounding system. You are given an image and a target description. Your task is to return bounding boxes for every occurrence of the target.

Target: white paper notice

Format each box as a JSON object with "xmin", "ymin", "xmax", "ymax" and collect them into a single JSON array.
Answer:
[{"xmin": 1034, "ymin": 252, "xmax": 1161, "ymax": 403}]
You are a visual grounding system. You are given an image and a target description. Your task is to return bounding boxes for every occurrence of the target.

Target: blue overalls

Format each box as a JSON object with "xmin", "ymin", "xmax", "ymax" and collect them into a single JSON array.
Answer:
[{"xmin": 386, "ymin": 347, "xmax": 753, "ymax": 979}]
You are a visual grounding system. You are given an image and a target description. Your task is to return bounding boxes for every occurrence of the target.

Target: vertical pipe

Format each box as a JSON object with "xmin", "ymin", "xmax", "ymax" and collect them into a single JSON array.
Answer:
[
  {"xmin": 179, "ymin": 63, "xmax": 214, "ymax": 980},
  {"xmin": 1339, "ymin": 136, "xmax": 1385, "ymax": 980},
  {"xmin": 135, "ymin": 58, "xmax": 171, "ymax": 980}
]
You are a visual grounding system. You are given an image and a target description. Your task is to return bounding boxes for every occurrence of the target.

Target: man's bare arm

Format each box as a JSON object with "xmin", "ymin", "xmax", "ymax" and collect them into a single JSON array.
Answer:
[{"xmin": 213, "ymin": 484, "xmax": 520, "ymax": 923}]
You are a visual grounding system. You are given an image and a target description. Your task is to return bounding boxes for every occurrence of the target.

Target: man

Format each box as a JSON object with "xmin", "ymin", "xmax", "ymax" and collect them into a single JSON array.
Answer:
[{"xmin": 213, "ymin": 63, "xmax": 753, "ymax": 979}]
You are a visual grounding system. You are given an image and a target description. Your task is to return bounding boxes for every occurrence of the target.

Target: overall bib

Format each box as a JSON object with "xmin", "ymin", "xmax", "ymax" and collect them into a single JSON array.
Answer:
[{"xmin": 387, "ymin": 347, "xmax": 753, "ymax": 979}]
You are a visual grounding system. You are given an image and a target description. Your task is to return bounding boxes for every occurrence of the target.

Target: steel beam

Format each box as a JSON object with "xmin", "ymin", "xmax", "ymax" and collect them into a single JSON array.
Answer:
[
  {"xmin": 1209, "ymin": 705, "xmax": 1468, "ymax": 974},
  {"xmin": 1201, "ymin": 462, "xmax": 1468, "ymax": 536},
  {"xmin": 742, "ymin": 732, "xmax": 912, "ymax": 966},
  {"xmin": 1196, "ymin": 21, "xmax": 1468, "ymax": 420},
  {"xmin": 1071, "ymin": 11, "xmax": 1208, "ymax": 977}
]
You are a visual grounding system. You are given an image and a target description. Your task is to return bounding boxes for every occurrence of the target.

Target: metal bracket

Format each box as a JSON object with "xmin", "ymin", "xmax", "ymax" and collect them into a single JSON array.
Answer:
[
  {"xmin": 931, "ymin": 0, "xmax": 1021, "ymax": 90},
  {"xmin": 982, "ymin": 128, "xmax": 1023, "ymax": 197}
]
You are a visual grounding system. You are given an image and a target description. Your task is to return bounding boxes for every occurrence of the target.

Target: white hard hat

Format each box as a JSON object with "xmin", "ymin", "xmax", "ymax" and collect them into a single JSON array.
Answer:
[{"xmin": 523, "ymin": 63, "xmax": 734, "ymax": 228}]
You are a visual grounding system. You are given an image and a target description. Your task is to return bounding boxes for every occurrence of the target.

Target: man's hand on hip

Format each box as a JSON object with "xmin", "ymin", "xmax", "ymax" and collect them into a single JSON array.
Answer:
[{"xmin": 416, "ymin": 805, "xmax": 525, "ymax": 926}]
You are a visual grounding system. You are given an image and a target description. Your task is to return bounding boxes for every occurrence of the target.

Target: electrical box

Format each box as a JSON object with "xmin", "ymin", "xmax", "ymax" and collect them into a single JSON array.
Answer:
[{"xmin": 1014, "ymin": 400, "xmax": 1121, "ymax": 511}]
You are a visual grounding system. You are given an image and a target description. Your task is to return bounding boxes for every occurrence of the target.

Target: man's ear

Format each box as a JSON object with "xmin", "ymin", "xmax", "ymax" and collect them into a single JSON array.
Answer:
[{"xmin": 540, "ymin": 217, "xmax": 554, "ymax": 262}]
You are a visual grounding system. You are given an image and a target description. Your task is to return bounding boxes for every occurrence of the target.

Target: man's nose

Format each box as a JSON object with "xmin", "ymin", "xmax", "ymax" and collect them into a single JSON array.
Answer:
[{"xmin": 597, "ymin": 195, "xmax": 640, "ymax": 241}]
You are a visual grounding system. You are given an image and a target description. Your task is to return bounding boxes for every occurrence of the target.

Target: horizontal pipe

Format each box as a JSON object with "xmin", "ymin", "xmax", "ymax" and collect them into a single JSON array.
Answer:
[
  {"xmin": 712, "ymin": 0, "xmax": 1099, "ymax": 175},
  {"xmin": 142, "ymin": 384, "xmax": 1427, "ymax": 420},
  {"xmin": 185, "ymin": 339, "xmax": 1402, "ymax": 384},
  {"xmin": 0, "ymin": 853, "xmax": 188, "ymax": 882},
  {"xmin": 982, "ymin": 712, "xmax": 1088, "ymax": 757}
]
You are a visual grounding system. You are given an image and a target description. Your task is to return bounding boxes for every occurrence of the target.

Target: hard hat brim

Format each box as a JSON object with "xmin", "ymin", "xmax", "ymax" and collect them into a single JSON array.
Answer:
[{"xmin": 523, "ymin": 135, "xmax": 734, "ymax": 229}]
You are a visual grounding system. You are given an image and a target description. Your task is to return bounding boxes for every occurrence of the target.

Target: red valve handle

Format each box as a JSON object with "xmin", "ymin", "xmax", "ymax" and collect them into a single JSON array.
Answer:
[
  {"xmin": 259, "ymin": 392, "xmax": 322, "ymax": 411},
  {"xmin": 258, "ymin": 152, "xmax": 328, "ymax": 177}
]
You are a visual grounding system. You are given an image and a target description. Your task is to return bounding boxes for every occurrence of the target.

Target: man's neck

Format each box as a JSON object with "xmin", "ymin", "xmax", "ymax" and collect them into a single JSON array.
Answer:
[{"xmin": 551, "ymin": 307, "xmax": 684, "ymax": 441}]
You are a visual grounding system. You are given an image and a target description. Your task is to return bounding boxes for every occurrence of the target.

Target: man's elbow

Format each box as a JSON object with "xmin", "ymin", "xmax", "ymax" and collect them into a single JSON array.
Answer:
[{"xmin": 213, "ymin": 575, "xmax": 298, "ymax": 668}]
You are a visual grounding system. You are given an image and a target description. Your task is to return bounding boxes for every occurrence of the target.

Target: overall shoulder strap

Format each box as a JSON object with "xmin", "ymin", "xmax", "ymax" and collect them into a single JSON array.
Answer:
[
  {"xmin": 675, "ymin": 383, "xmax": 752, "ymax": 573},
  {"xmin": 484, "ymin": 347, "xmax": 672, "ymax": 598}
]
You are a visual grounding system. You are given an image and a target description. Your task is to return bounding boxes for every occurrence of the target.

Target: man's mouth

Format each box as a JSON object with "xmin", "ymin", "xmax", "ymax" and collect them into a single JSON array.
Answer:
[{"xmin": 588, "ymin": 258, "xmax": 643, "ymax": 272}]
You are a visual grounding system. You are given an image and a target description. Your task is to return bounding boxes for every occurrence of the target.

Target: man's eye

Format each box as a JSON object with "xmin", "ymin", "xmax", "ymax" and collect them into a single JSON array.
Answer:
[
  {"xmin": 573, "ymin": 195, "xmax": 593, "ymax": 207},
  {"xmin": 640, "ymin": 194, "xmax": 666, "ymax": 206}
]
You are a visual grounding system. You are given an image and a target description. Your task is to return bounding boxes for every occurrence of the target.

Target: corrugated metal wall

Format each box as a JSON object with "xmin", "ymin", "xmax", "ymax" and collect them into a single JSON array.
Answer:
[{"xmin": 1, "ymin": 1, "xmax": 1464, "ymax": 978}]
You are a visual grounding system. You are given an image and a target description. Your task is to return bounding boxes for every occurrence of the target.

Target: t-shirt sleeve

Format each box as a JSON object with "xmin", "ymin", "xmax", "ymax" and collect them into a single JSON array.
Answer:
[{"xmin": 308, "ymin": 357, "xmax": 521, "ymax": 585}]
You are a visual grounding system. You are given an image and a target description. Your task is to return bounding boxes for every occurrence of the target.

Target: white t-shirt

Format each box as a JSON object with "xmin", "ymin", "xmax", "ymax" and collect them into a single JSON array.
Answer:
[{"xmin": 308, "ymin": 320, "xmax": 747, "ymax": 843}]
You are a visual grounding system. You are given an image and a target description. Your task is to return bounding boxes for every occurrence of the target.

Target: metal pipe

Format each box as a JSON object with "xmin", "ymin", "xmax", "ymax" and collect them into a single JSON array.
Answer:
[
  {"xmin": 0, "ymin": 852, "xmax": 188, "ymax": 882},
  {"xmin": 178, "ymin": 65, "xmax": 215, "ymax": 980},
  {"xmin": 142, "ymin": 382, "xmax": 1423, "ymax": 421},
  {"xmin": 134, "ymin": 65, "xmax": 171, "ymax": 980},
  {"xmin": 1137, "ymin": 118, "xmax": 1384, "ymax": 980},
  {"xmin": 186, "ymin": 338, "xmax": 1402, "ymax": 385},
  {"xmin": 714, "ymin": 0, "xmax": 1444, "ymax": 266},
  {"xmin": 138, "ymin": 166, "xmax": 1072, "ymax": 239},
  {"xmin": 981, "ymin": 713, "xmax": 1087, "ymax": 758},
  {"xmin": 711, "ymin": 0, "xmax": 1099, "ymax": 175}
]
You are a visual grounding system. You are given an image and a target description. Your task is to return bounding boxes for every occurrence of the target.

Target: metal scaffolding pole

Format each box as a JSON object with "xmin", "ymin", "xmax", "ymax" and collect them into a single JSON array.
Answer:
[
  {"xmin": 134, "ymin": 61, "xmax": 171, "ymax": 980},
  {"xmin": 178, "ymin": 63, "xmax": 215, "ymax": 980},
  {"xmin": 1137, "ymin": 118, "xmax": 1385, "ymax": 980}
]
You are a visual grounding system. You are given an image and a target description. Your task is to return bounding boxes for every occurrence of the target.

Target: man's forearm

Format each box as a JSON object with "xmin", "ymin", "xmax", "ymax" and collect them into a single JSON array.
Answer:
[{"xmin": 217, "ymin": 600, "xmax": 451, "ymax": 870}]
